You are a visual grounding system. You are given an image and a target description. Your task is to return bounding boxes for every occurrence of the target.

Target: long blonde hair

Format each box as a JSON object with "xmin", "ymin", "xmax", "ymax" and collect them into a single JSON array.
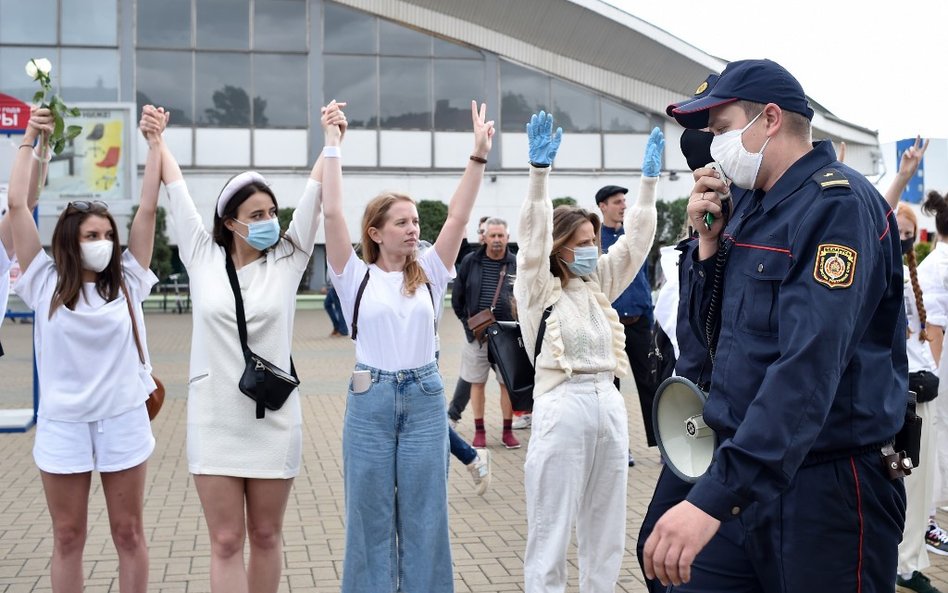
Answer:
[{"xmin": 361, "ymin": 192, "xmax": 428, "ymax": 295}]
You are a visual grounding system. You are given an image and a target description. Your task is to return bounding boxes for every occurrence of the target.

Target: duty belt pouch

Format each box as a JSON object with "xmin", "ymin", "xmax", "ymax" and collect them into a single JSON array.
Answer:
[
  {"xmin": 909, "ymin": 370, "xmax": 939, "ymax": 403},
  {"xmin": 467, "ymin": 264, "xmax": 507, "ymax": 344},
  {"xmin": 893, "ymin": 390, "xmax": 923, "ymax": 473},
  {"xmin": 226, "ymin": 255, "xmax": 300, "ymax": 419}
]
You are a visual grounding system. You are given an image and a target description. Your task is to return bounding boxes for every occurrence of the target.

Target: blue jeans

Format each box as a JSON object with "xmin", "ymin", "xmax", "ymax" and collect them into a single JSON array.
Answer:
[
  {"xmin": 342, "ymin": 361, "xmax": 453, "ymax": 593},
  {"xmin": 449, "ymin": 426, "xmax": 477, "ymax": 465},
  {"xmin": 325, "ymin": 285, "xmax": 348, "ymax": 335}
]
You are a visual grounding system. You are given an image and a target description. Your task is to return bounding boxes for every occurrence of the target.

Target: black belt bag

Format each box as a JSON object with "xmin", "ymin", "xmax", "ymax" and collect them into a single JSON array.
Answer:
[{"xmin": 909, "ymin": 370, "xmax": 939, "ymax": 403}]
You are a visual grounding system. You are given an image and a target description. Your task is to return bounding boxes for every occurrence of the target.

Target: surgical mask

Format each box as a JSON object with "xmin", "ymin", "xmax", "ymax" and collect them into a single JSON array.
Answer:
[
  {"xmin": 710, "ymin": 111, "xmax": 770, "ymax": 189},
  {"xmin": 562, "ymin": 245, "xmax": 598, "ymax": 276},
  {"xmin": 902, "ymin": 236, "xmax": 916, "ymax": 256},
  {"xmin": 233, "ymin": 218, "xmax": 280, "ymax": 251},
  {"xmin": 80, "ymin": 239, "xmax": 114, "ymax": 273}
]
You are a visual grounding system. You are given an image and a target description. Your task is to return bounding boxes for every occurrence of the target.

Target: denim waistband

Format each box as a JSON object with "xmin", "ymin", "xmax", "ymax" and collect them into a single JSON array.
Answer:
[{"xmin": 354, "ymin": 361, "xmax": 440, "ymax": 384}]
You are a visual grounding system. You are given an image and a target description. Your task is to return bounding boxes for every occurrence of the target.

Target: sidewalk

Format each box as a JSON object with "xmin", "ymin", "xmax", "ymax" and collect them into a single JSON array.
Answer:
[{"xmin": 1, "ymin": 309, "xmax": 946, "ymax": 592}]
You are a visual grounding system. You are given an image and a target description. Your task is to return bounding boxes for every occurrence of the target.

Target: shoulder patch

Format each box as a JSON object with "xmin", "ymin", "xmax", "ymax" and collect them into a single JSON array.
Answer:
[
  {"xmin": 813, "ymin": 243, "xmax": 857, "ymax": 289},
  {"xmin": 812, "ymin": 168, "xmax": 850, "ymax": 191}
]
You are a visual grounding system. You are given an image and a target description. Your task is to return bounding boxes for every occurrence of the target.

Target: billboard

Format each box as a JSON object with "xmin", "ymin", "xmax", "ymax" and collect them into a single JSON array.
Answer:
[{"xmin": 43, "ymin": 103, "xmax": 137, "ymax": 214}]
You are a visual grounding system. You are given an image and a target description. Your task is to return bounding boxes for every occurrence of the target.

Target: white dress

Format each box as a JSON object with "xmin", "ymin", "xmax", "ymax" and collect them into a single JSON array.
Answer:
[{"xmin": 166, "ymin": 179, "xmax": 321, "ymax": 479}]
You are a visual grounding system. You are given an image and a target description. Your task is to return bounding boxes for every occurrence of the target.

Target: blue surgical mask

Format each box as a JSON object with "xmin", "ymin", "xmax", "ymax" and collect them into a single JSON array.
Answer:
[
  {"xmin": 562, "ymin": 245, "xmax": 598, "ymax": 276},
  {"xmin": 233, "ymin": 218, "xmax": 280, "ymax": 251}
]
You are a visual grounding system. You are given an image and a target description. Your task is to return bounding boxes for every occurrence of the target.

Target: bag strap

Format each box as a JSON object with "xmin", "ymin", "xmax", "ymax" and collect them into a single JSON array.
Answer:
[
  {"xmin": 534, "ymin": 305, "xmax": 553, "ymax": 363},
  {"xmin": 350, "ymin": 269, "xmax": 371, "ymax": 340},
  {"xmin": 351, "ymin": 268, "xmax": 437, "ymax": 341},
  {"xmin": 489, "ymin": 264, "xmax": 507, "ymax": 311},
  {"xmin": 224, "ymin": 255, "xmax": 251, "ymax": 358},
  {"xmin": 120, "ymin": 282, "xmax": 146, "ymax": 365}
]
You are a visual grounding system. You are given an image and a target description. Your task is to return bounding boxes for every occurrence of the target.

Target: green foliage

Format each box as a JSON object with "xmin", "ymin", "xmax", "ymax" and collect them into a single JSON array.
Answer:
[
  {"xmin": 655, "ymin": 197, "xmax": 690, "ymax": 247},
  {"xmin": 128, "ymin": 206, "xmax": 173, "ymax": 280},
  {"xmin": 417, "ymin": 200, "xmax": 449, "ymax": 243},
  {"xmin": 552, "ymin": 196, "xmax": 577, "ymax": 208},
  {"xmin": 915, "ymin": 241, "xmax": 933, "ymax": 264}
]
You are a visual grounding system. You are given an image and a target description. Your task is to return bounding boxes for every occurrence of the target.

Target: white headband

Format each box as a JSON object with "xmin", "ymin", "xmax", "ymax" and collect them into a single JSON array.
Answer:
[{"xmin": 217, "ymin": 171, "xmax": 269, "ymax": 218}]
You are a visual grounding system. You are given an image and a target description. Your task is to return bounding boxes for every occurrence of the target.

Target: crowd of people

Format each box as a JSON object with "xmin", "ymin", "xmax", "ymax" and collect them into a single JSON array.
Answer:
[{"xmin": 0, "ymin": 56, "xmax": 943, "ymax": 593}]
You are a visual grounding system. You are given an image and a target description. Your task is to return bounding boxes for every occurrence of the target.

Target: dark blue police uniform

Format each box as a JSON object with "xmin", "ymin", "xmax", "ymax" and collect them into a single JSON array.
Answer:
[{"xmin": 673, "ymin": 140, "xmax": 907, "ymax": 592}]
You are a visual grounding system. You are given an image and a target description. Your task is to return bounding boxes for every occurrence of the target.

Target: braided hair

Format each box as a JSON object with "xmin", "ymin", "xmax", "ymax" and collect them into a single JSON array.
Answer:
[{"xmin": 897, "ymin": 203, "xmax": 929, "ymax": 342}]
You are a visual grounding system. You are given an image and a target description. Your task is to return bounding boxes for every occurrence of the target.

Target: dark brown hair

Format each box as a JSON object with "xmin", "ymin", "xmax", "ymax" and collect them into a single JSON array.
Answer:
[
  {"xmin": 898, "ymin": 203, "xmax": 929, "ymax": 342},
  {"xmin": 212, "ymin": 177, "xmax": 297, "ymax": 256},
  {"xmin": 361, "ymin": 192, "xmax": 428, "ymax": 295},
  {"xmin": 549, "ymin": 206, "xmax": 601, "ymax": 280},
  {"xmin": 923, "ymin": 190, "xmax": 948, "ymax": 238},
  {"xmin": 49, "ymin": 206, "xmax": 123, "ymax": 318}
]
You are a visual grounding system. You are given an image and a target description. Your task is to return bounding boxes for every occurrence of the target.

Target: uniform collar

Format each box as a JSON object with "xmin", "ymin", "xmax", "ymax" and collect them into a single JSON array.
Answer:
[{"xmin": 760, "ymin": 140, "xmax": 837, "ymax": 213}]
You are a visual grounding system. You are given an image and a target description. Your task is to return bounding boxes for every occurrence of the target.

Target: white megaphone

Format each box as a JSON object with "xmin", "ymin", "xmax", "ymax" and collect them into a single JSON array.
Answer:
[{"xmin": 652, "ymin": 377, "xmax": 716, "ymax": 483}]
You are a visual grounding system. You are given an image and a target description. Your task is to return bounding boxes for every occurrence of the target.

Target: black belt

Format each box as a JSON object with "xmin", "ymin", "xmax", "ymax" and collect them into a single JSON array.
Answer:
[{"xmin": 801, "ymin": 439, "xmax": 894, "ymax": 467}]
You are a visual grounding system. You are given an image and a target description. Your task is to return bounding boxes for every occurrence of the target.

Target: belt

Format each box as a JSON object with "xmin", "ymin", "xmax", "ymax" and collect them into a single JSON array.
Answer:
[
  {"xmin": 800, "ymin": 439, "xmax": 910, "ymax": 479},
  {"xmin": 619, "ymin": 316, "xmax": 642, "ymax": 325}
]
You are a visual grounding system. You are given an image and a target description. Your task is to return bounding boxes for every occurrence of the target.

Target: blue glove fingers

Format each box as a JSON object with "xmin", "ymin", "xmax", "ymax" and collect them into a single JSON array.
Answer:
[
  {"xmin": 549, "ymin": 127, "xmax": 563, "ymax": 162},
  {"xmin": 642, "ymin": 126, "xmax": 665, "ymax": 178}
]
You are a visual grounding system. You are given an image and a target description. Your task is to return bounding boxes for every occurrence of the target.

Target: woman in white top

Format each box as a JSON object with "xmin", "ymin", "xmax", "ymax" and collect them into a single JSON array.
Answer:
[
  {"xmin": 322, "ymin": 100, "xmax": 493, "ymax": 593},
  {"xmin": 155, "ymin": 103, "xmax": 338, "ymax": 593},
  {"xmin": 514, "ymin": 111, "xmax": 661, "ymax": 593},
  {"xmin": 9, "ymin": 106, "xmax": 165, "ymax": 593}
]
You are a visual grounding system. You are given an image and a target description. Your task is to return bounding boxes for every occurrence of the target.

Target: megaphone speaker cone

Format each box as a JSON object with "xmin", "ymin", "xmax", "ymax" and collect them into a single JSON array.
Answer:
[{"xmin": 653, "ymin": 377, "xmax": 717, "ymax": 483}]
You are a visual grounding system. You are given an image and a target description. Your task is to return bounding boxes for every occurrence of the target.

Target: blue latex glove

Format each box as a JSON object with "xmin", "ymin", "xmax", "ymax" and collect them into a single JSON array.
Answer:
[
  {"xmin": 642, "ymin": 126, "xmax": 665, "ymax": 178},
  {"xmin": 526, "ymin": 110, "xmax": 563, "ymax": 166}
]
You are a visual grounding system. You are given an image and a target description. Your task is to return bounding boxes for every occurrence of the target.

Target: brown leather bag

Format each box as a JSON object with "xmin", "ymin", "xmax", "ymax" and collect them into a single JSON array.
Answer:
[
  {"xmin": 467, "ymin": 265, "xmax": 506, "ymax": 344},
  {"xmin": 122, "ymin": 284, "xmax": 165, "ymax": 421}
]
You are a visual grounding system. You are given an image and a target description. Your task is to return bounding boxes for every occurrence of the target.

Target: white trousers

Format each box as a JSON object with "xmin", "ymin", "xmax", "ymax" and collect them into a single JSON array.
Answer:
[
  {"xmin": 524, "ymin": 373, "xmax": 629, "ymax": 593},
  {"xmin": 899, "ymin": 399, "xmax": 936, "ymax": 574}
]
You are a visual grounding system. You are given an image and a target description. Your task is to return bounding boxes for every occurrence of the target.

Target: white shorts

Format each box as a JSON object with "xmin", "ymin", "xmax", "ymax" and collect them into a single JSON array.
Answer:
[
  {"xmin": 34, "ymin": 404, "xmax": 155, "ymax": 474},
  {"xmin": 460, "ymin": 339, "xmax": 504, "ymax": 385}
]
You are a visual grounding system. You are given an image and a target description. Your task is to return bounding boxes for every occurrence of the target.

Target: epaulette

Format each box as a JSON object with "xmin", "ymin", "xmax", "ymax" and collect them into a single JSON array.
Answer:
[{"xmin": 812, "ymin": 168, "xmax": 850, "ymax": 192}]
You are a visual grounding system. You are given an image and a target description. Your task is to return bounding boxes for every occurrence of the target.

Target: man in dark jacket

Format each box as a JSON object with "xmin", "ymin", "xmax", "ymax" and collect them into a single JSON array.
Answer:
[{"xmin": 451, "ymin": 218, "xmax": 520, "ymax": 449}]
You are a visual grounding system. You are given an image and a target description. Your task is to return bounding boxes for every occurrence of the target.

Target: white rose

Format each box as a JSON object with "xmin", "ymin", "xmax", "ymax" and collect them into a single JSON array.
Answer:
[{"xmin": 24, "ymin": 58, "xmax": 51, "ymax": 80}]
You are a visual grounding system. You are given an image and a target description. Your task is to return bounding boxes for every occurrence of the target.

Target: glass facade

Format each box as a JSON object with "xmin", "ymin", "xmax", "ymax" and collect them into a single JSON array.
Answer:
[{"xmin": 0, "ymin": 0, "xmax": 659, "ymax": 169}]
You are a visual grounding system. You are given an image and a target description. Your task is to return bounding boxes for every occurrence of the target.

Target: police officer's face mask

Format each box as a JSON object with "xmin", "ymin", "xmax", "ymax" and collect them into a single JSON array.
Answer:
[{"xmin": 710, "ymin": 111, "xmax": 770, "ymax": 189}]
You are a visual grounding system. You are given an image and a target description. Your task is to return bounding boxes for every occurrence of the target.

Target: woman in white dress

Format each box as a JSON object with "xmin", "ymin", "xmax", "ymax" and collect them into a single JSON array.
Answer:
[
  {"xmin": 8, "ymin": 106, "xmax": 165, "ymax": 593},
  {"xmin": 322, "ymin": 100, "xmax": 493, "ymax": 593},
  {"xmin": 155, "ymin": 103, "xmax": 342, "ymax": 593}
]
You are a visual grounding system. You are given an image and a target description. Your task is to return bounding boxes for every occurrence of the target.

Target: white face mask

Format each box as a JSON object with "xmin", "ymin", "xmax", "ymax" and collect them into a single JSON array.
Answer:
[
  {"xmin": 710, "ymin": 110, "xmax": 770, "ymax": 189},
  {"xmin": 80, "ymin": 239, "xmax": 114, "ymax": 273}
]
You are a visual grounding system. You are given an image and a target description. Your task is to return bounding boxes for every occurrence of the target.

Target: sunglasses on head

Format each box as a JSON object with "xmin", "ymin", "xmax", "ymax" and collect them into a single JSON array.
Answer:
[{"xmin": 68, "ymin": 200, "xmax": 109, "ymax": 213}]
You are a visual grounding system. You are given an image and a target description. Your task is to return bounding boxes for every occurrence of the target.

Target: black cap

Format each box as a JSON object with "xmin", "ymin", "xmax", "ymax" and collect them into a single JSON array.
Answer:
[
  {"xmin": 595, "ymin": 185, "xmax": 628, "ymax": 205},
  {"xmin": 667, "ymin": 59, "xmax": 814, "ymax": 129}
]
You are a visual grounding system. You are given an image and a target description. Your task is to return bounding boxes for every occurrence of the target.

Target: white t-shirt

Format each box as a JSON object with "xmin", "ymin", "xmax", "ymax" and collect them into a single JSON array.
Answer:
[
  {"xmin": 331, "ymin": 248, "xmax": 453, "ymax": 372},
  {"xmin": 14, "ymin": 249, "xmax": 158, "ymax": 422},
  {"xmin": 0, "ymin": 241, "xmax": 10, "ymax": 334},
  {"xmin": 904, "ymin": 265, "xmax": 937, "ymax": 373}
]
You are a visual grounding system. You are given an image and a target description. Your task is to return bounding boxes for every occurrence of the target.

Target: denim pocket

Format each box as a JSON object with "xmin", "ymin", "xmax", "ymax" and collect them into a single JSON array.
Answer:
[{"xmin": 417, "ymin": 372, "xmax": 445, "ymax": 396}]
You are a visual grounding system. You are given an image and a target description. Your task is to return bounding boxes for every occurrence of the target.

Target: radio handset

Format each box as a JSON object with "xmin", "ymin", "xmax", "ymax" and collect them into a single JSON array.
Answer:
[{"xmin": 702, "ymin": 162, "xmax": 732, "ymax": 231}]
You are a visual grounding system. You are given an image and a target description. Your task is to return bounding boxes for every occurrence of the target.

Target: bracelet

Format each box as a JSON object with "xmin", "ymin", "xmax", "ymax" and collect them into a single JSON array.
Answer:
[
  {"xmin": 19, "ymin": 143, "xmax": 33, "ymax": 150},
  {"xmin": 322, "ymin": 145, "xmax": 341, "ymax": 158},
  {"xmin": 469, "ymin": 154, "xmax": 487, "ymax": 164},
  {"xmin": 32, "ymin": 147, "xmax": 52, "ymax": 163},
  {"xmin": 530, "ymin": 161, "xmax": 551, "ymax": 168}
]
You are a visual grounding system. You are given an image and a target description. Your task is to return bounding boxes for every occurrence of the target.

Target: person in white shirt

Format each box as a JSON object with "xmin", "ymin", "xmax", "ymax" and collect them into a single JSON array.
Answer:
[
  {"xmin": 322, "ymin": 100, "xmax": 493, "ymax": 593},
  {"xmin": 154, "ymin": 102, "xmax": 334, "ymax": 593},
  {"xmin": 514, "ymin": 111, "xmax": 661, "ymax": 593},
  {"xmin": 8, "ymin": 106, "xmax": 165, "ymax": 593}
]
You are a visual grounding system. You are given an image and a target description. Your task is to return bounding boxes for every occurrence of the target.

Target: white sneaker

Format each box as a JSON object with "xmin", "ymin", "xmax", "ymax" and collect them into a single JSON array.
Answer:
[
  {"xmin": 468, "ymin": 449, "xmax": 492, "ymax": 496},
  {"xmin": 512, "ymin": 414, "xmax": 532, "ymax": 430}
]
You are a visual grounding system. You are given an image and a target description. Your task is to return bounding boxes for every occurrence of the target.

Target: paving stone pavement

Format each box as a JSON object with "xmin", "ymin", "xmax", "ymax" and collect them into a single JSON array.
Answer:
[{"xmin": 2, "ymin": 308, "xmax": 948, "ymax": 592}]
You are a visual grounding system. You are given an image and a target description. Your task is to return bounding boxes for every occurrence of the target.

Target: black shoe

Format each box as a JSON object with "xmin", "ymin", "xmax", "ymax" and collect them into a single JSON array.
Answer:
[
  {"xmin": 897, "ymin": 571, "xmax": 943, "ymax": 593},
  {"xmin": 628, "ymin": 450, "xmax": 635, "ymax": 467}
]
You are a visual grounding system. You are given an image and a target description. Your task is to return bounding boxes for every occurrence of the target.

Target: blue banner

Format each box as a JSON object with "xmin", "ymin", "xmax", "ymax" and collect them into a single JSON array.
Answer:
[{"xmin": 896, "ymin": 139, "xmax": 925, "ymax": 204}]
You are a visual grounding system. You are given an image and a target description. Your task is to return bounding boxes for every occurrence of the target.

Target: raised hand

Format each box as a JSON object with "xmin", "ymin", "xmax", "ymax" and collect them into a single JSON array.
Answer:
[
  {"xmin": 526, "ymin": 110, "xmax": 562, "ymax": 166},
  {"xmin": 642, "ymin": 127, "xmax": 664, "ymax": 178},
  {"xmin": 140, "ymin": 105, "xmax": 169, "ymax": 145},
  {"xmin": 471, "ymin": 100, "xmax": 494, "ymax": 159},
  {"xmin": 321, "ymin": 100, "xmax": 348, "ymax": 144},
  {"xmin": 898, "ymin": 135, "xmax": 929, "ymax": 180},
  {"xmin": 27, "ymin": 106, "xmax": 54, "ymax": 143}
]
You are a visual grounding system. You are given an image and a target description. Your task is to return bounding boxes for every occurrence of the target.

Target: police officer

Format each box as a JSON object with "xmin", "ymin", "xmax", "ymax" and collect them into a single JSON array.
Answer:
[{"xmin": 643, "ymin": 59, "xmax": 907, "ymax": 591}]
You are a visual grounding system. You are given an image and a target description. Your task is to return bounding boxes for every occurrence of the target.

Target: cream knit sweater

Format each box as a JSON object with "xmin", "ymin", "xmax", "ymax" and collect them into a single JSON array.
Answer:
[{"xmin": 514, "ymin": 166, "xmax": 657, "ymax": 397}]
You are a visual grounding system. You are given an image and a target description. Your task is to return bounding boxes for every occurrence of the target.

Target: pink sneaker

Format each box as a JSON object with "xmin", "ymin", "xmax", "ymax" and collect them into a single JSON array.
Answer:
[
  {"xmin": 502, "ymin": 431, "xmax": 520, "ymax": 449},
  {"xmin": 472, "ymin": 430, "xmax": 486, "ymax": 449}
]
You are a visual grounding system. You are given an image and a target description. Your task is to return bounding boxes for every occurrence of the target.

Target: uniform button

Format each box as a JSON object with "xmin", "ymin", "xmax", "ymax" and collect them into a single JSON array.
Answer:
[
  {"xmin": 698, "ymin": 270, "xmax": 705, "ymax": 278},
  {"xmin": 731, "ymin": 506, "xmax": 741, "ymax": 516},
  {"xmin": 757, "ymin": 263, "xmax": 764, "ymax": 273}
]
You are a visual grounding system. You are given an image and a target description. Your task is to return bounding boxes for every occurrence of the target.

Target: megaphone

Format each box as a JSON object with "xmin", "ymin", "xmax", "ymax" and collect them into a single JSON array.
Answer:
[{"xmin": 652, "ymin": 377, "xmax": 716, "ymax": 483}]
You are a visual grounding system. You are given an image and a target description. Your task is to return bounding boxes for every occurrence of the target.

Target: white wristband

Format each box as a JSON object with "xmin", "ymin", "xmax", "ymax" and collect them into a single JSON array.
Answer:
[
  {"xmin": 322, "ymin": 146, "xmax": 341, "ymax": 159},
  {"xmin": 32, "ymin": 147, "xmax": 52, "ymax": 163}
]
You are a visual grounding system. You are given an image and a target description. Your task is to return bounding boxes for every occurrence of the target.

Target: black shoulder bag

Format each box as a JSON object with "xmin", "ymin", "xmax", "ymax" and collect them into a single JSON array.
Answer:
[
  {"xmin": 486, "ymin": 306, "xmax": 552, "ymax": 412},
  {"xmin": 225, "ymin": 256, "xmax": 300, "ymax": 419}
]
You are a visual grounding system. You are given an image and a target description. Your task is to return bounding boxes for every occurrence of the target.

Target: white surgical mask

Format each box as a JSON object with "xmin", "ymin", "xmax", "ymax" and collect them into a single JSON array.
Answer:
[
  {"xmin": 710, "ymin": 111, "xmax": 770, "ymax": 189},
  {"xmin": 80, "ymin": 239, "xmax": 114, "ymax": 273}
]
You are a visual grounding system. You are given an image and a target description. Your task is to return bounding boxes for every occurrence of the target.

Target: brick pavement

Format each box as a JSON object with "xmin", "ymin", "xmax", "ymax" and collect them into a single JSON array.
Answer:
[{"xmin": 1, "ymin": 308, "xmax": 947, "ymax": 592}]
